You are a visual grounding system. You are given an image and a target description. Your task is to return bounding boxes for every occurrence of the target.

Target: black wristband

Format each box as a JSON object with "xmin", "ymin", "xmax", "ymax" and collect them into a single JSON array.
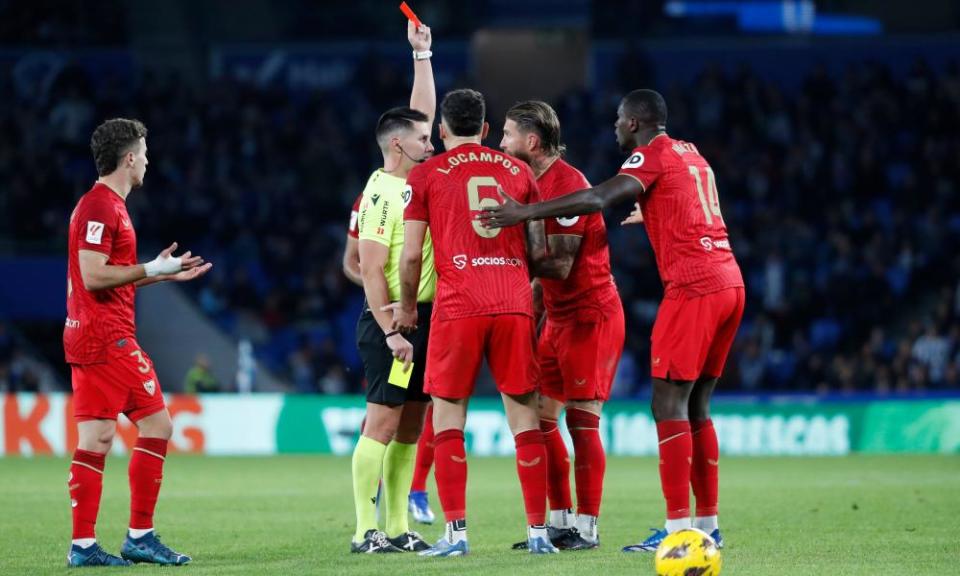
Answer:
[{"xmin": 384, "ymin": 330, "xmax": 400, "ymax": 339}]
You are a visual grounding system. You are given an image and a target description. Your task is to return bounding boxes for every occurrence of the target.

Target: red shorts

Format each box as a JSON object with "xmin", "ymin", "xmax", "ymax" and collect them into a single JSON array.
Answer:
[
  {"xmin": 71, "ymin": 337, "xmax": 166, "ymax": 423},
  {"xmin": 425, "ymin": 314, "xmax": 539, "ymax": 399},
  {"xmin": 651, "ymin": 286, "xmax": 745, "ymax": 381},
  {"xmin": 539, "ymin": 301, "xmax": 625, "ymax": 402}
]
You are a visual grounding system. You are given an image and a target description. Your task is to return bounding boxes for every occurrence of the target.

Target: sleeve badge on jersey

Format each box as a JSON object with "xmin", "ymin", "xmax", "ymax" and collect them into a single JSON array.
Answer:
[
  {"xmin": 86, "ymin": 221, "xmax": 105, "ymax": 245},
  {"xmin": 621, "ymin": 152, "xmax": 645, "ymax": 169},
  {"xmin": 402, "ymin": 185, "xmax": 413, "ymax": 208},
  {"xmin": 556, "ymin": 216, "xmax": 580, "ymax": 227}
]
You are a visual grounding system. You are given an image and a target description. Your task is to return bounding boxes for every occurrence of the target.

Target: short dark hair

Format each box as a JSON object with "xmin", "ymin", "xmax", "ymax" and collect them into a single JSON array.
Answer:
[
  {"xmin": 90, "ymin": 118, "xmax": 147, "ymax": 176},
  {"xmin": 440, "ymin": 89, "xmax": 485, "ymax": 137},
  {"xmin": 375, "ymin": 107, "xmax": 429, "ymax": 149},
  {"xmin": 506, "ymin": 100, "xmax": 566, "ymax": 157},
  {"xmin": 622, "ymin": 89, "xmax": 668, "ymax": 128}
]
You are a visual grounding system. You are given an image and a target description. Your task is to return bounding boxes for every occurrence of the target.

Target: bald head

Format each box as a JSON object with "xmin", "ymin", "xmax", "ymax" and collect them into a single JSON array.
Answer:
[{"xmin": 621, "ymin": 89, "xmax": 668, "ymax": 130}]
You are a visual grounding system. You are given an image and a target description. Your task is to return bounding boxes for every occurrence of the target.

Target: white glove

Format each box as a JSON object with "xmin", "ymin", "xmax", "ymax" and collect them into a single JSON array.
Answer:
[{"xmin": 144, "ymin": 254, "xmax": 182, "ymax": 277}]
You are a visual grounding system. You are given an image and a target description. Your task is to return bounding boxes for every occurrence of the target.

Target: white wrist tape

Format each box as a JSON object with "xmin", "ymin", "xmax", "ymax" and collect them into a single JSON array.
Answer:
[{"xmin": 144, "ymin": 255, "xmax": 182, "ymax": 277}]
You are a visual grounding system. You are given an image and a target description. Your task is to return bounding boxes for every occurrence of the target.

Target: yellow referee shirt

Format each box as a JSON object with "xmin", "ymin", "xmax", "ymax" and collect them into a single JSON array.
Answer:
[{"xmin": 357, "ymin": 169, "xmax": 436, "ymax": 303}]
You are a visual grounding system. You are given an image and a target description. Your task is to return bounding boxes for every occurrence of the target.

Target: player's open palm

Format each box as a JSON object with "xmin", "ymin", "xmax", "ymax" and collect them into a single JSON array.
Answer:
[
  {"xmin": 147, "ymin": 242, "xmax": 210, "ymax": 281},
  {"xmin": 166, "ymin": 262, "xmax": 213, "ymax": 283},
  {"xmin": 408, "ymin": 20, "xmax": 431, "ymax": 51},
  {"xmin": 386, "ymin": 333, "xmax": 414, "ymax": 371},
  {"xmin": 157, "ymin": 242, "xmax": 205, "ymax": 270}
]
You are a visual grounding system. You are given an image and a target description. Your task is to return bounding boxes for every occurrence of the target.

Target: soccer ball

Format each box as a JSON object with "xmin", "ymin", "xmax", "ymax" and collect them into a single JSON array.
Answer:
[{"xmin": 654, "ymin": 528, "xmax": 722, "ymax": 576}]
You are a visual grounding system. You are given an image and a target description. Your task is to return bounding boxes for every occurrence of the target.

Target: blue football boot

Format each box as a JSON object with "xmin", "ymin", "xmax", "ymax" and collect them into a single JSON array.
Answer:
[
  {"xmin": 709, "ymin": 528, "xmax": 724, "ymax": 549},
  {"xmin": 527, "ymin": 536, "xmax": 560, "ymax": 554},
  {"xmin": 67, "ymin": 543, "xmax": 132, "ymax": 567},
  {"xmin": 418, "ymin": 538, "xmax": 469, "ymax": 557},
  {"xmin": 622, "ymin": 528, "xmax": 668, "ymax": 553},
  {"xmin": 120, "ymin": 532, "xmax": 191, "ymax": 565},
  {"xmin": 408, "ymin": 490, "xmax": 435, "ymax": 524}
]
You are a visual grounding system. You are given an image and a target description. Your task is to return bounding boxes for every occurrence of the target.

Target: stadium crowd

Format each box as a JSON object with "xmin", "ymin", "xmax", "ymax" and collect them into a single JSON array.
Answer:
[{"xmin": 1, "ymin": 33, "xmax": 958, "ymax": 395}]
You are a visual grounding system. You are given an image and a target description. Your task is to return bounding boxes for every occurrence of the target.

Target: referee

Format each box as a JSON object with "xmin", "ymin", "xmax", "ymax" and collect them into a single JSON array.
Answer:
[{"xmin": 349, "ymin": 20, "xmax": 437, "ymax": 555}]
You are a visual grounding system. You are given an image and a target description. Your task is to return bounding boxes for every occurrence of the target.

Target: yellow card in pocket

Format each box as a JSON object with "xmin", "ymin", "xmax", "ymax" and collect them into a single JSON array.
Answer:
[{"xmin": 388, "ymin": 358, "xmax": 413, "ymax": 389}]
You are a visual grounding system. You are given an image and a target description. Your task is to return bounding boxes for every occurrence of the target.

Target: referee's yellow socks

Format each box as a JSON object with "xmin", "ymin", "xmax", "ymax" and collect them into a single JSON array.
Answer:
[
  {"xmin": 352, "ymin": 435, "xmax": 387, "ymax": 542},
  {"xmin": 383, "ymin": 440, "xmax": 417, "ymax": 538}
]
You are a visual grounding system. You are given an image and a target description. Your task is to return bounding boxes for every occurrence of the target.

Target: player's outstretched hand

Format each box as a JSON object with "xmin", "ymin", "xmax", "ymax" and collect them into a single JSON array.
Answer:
[
  {"xmin": 477, "ymin": 185, "xmax": 529, "ymax": 229},
  {"xmin": 381, "ymin": 303, "xmax": 418, "ymax": 333},
  {"xmin": 386, "ymin": 333, "xmax": 414, "ymax": 372},
  {"xmin": 145, "ymin": 242, "xmax": 210, "ymax": 281},
  {"xmin": 165, "ymin": 262, "xmax": 213, "ymax": 283},
  {"xmin": 159, "ymin": 242, "xmax": 206, "ymax": 270},
  {"xmin": 621, "ymin": 202, "xmax": 644, "ymax": 225},
  {"xmin": 408, "ymin": 20, "xmax": 431, "ymax": 52}
]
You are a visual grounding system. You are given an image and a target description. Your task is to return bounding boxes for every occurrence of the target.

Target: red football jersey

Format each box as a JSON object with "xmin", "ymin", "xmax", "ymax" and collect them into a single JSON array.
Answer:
[
  {"xmin": 537, "ymin": 158, "xmax": 618, "ymax": 319},
  {"xmin": 347, "ymin": 192, "xmax": 362, "ymax": 239},
  {"xmin": 405, "ymin": 143, "xmax": 539, "ymax": 321},
  {"xmin": 63, "ymin": 183, "xmax": 138, "ymax": 364},
  {"xmin": 618, "ymin": 134, "xmax": 743, "ymax": 298}
]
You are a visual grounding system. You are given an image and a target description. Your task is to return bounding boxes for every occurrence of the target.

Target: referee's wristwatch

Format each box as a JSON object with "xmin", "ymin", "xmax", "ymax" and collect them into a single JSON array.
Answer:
[{"xmin": 413, "ymin": 50, "xmax": 432, "ymax": 61}]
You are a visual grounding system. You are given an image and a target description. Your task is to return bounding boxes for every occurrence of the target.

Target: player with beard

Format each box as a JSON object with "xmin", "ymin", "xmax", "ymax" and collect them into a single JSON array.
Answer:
[{"xmin": 500, "ymin": 100, "xmax": 624, "ymax": 551}]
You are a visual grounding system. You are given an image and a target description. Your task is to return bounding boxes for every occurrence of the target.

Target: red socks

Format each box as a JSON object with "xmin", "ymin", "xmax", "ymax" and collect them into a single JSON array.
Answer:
[
  {"xmin": 433, "ymin": 429, "xmax": 467, "ymax": 522},
  {"xmin": 691, "ymin": 419, "xmax": 719, "ymax": 517},
  {"xmin": 567, "ymin": 409, "xmax": 605, "ymax": 517},
  {"xmin": 129, "ymin": 438, "xmax": 168, "ymax": 529},
  {"xmin": 411, "ymin": 404, "xmax": 435, "ymax": 492},
  {"xmin": 69, "ymin": 437, "xmax": 169, "ymax": 537},
  {"xmin": 70, "ymin": 450, "xmax": 106, "ymax": 539},
  {"xmin": 514, "ymin": 429, "xmax": 548, "ymax": 526},
  {"xmin": 540, "ymin": 418, "xmax": 572, "ymax": 512},
  {"xmin": 434, "ymin": 428, "xmax": 548, "ymax": 526},
  {"xmin": 656, "ymin": 419, "xmax": 692, "ymax": 520}
]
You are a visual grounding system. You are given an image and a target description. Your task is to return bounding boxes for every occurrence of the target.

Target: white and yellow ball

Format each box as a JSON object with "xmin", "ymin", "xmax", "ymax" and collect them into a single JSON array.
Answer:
[{"xmin": 654, "ymin": 528, "xmax": 722, "ymax": 576}]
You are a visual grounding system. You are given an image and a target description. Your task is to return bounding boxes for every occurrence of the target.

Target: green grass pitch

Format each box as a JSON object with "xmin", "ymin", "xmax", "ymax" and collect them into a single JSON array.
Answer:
[{"xmin": 1, "ymin": 455, "xmax": 957, "ymax": 575}]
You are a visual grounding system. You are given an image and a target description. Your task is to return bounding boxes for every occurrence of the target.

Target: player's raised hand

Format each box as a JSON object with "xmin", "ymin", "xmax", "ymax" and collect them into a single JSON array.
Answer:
[
  {"xmin": 408, "ymin": 20, "xmax": 431, "ymax": 51},
  {"xmin": 477, "ymin": 185, "xmax": 528, "ymax": 229},
  {"xmin": 386, "ymin": 333, "xmax": 414, "ymax": 372},
  {"xmin": 621, "ymin": 202, "xmax": 644, "ymax": 225}
]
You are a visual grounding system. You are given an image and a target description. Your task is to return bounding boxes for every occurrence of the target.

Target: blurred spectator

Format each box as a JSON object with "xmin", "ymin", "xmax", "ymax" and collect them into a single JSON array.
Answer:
[
  {"xmin": 183, "ymin": 354, "xmax": 220, "ymax": 394},
  {"xmin": 912, "ymin": 324, "xmax": 950, "ymax": 384}
]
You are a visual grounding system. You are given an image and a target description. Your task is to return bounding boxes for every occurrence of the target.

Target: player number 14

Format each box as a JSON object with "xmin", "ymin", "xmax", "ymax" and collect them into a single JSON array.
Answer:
[{"xmin": 689, "ymin": 165, "xmax": 722, "ymax": 225}]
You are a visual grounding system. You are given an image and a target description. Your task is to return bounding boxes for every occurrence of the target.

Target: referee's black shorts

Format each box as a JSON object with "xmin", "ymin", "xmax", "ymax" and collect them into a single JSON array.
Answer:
[{"xmin": 357, "ymin": 302, "xmax": 432, "ymax": 406}]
